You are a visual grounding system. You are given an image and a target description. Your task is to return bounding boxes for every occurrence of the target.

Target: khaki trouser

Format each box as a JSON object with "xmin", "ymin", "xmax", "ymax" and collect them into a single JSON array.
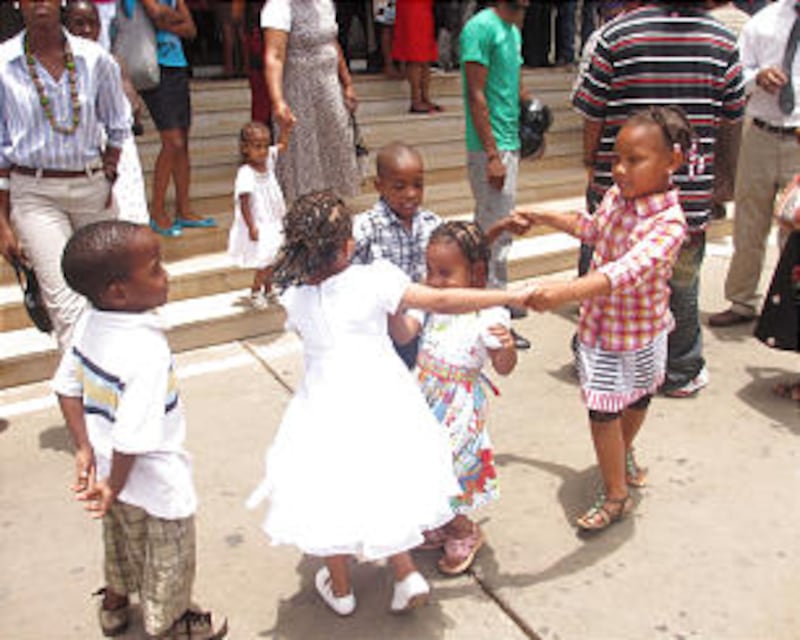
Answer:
[
  {"xmin": 725, "ymin": 121, "xmax": 800, "ymax": 315},
  {"xmin": 467, "ymin": 150, "xmax": 519, "ymax": 289},
  {"xmin": 9, "ymin": 171, "xmax": 116, "ymax": 349}
]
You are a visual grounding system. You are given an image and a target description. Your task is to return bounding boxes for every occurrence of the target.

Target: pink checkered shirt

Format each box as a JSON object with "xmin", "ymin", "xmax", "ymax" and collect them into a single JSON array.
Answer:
[{"xmin": 577, "ymin": 186, "xmax": 687, "ymax": 352}]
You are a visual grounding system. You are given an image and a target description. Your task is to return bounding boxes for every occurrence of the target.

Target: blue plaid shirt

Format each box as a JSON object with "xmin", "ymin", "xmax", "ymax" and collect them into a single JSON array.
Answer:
[{"xmin": 352, "ymin": 198, "xmax": 442, "ymax": 283}]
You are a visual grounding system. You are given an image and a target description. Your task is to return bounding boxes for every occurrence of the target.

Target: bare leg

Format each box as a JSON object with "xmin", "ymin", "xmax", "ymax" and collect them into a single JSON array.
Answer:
[
  {"xmin": 444, "ymin": 514, "xmax": 474, "ymax": 539},
  {"xmin": 262, "ymin": 265, "xmax": 275, "ymax": 295},
  {"xmin": 388, "ymin": 551, "xmax": 417, "ymax": 582},
  {"xmin": 621, "ymin": 406, "xmax": 648, "ymax": 486},
  {"xmin": 150, "ymin": 129, "xmax": 182, "ymax": 228},
  {"xmin": 589, "ymin": 417, "xmax": 627, "ymax": 501},
  {"xmin": 251, "ymin": 268, "xmax": 268, "ymax": 295},
  {"xmin": 406, "ymin": 62, "xmax": 425, "ymax": 111},
  {"xmin": 420, "ymin": 63, "xmax": 440, "ymax": 110},
  {"xmin": 324, "ymin": 555, "xmax": 352, "ymax": 597},
  {"xmin": 171, "ymin": 129, "xmax": 195, "ymax": 221},
  {"xmin": 381, "ymin": 25, "xmax": 399, "ymax": 77},
  {"xmin": 621, "ymin": 406, "xmax": 647, "ymax": 450}
]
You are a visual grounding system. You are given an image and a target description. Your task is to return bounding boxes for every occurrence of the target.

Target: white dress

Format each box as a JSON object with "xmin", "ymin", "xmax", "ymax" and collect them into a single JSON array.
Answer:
[
  {"xmin": 114, "ymin": 136, "xmax": 149, "ymax": 224},
  {"xmin": 227, "ymin": 150, "xmax": 286, "ymax": 269},
  {"xmin": 247, "ymin": 261, "xmax": 459, "ymax": 560}
]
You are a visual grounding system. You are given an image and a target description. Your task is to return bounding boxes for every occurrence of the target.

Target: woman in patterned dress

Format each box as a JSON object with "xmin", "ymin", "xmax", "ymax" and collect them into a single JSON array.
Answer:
[{"xmin": 261, "ymin": 0, "xmax": 360, "ymax": 204}]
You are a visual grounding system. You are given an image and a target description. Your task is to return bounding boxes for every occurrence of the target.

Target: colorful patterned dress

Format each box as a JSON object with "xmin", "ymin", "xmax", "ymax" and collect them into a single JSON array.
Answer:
[{"xmin": 412, "ymin": 307, "xmax": 510, "ymax": 513}]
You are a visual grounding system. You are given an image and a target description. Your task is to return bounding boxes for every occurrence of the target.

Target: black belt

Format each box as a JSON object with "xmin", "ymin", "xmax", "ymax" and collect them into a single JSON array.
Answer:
[{"xmin": 753, "ymin": 118, "xmax": 798, "ymax": 137}]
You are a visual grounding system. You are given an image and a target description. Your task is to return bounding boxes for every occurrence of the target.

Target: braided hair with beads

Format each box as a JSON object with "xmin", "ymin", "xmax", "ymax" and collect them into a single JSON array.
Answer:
[
  {"xmin": 626, "ymin": 105, "xmax": 697, "ymax": 175},
  {"xmin": 272, "ymin": 190, "xmax": 353, "ymax": 290},
  {"xmin": 428, "ymin": 220, "xmax": 491, "ymax": 272}
]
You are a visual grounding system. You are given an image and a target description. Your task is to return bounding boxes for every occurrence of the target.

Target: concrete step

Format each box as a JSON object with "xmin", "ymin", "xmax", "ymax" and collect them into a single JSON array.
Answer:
[
  {"xmin": 0, "ymin": 196, "xmax": 734, "ymax": 389},
  {"xmin": 0, "ymin": 289, "xmax": 286, "ymax": 389},
  {"xmin": 134, "ymin": 106, "xmax": 581, "ymax": 181},
  {"xmin": 137, "ymin": 130, "xmax": 583, "ymax": 210},
  {"xmin": 178, "ymin": 68, "xmax": 575, "ymax": 114}
]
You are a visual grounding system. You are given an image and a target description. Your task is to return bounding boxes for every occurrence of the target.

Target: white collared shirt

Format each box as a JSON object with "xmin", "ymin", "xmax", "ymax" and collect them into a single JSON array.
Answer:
[
  {"xmin": 0, "ymin": 29, "xmax": 131, "ymax": 171},
  {"xmin": 52, "ymin": 309, "xmax": 197, "ymax": 520},
  {"xmin": 739, "ymin": 0, "xmax": 800, "ymax": 126}
]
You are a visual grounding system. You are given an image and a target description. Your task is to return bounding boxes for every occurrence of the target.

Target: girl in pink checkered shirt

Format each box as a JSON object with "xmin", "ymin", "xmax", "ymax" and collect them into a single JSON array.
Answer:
[{"xmin": 519, "ymin": 107, "xmax": 691, "ymax": 533}]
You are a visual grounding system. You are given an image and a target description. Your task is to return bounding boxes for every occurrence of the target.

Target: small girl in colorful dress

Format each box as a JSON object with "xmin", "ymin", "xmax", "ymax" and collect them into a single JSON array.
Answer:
[
  {"xmin": 519, "ymin": 106, "xmax": 691, "ymax": 532},
  {"xmin": 227, "ymin": 119, "xmax": 292, "ymax": 309},
  {"xmin": 389, "ymin": 221, "xmax": 517, "ymax": 575},
  {"xmin": 247, "ymin": 191, "xmax": 534, "ymax": 616}
]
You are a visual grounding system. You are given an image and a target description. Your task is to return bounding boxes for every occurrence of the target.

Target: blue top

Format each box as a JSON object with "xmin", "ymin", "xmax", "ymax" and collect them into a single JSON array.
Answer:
[{"xmin": 124, "ymin": 0, "xmax": 187, "ymax": 68}]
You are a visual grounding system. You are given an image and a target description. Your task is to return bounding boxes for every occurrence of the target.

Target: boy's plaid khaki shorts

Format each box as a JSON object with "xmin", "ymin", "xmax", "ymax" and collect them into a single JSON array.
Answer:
[{"xmin": 103, "ymin": 502, "xmax": 196, "ymax": 636}]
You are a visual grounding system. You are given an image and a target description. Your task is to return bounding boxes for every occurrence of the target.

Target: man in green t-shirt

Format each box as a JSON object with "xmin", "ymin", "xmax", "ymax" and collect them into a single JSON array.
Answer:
[{"xmin": 461, "ymin": 0, "xmax": 531, "ymax": 349}]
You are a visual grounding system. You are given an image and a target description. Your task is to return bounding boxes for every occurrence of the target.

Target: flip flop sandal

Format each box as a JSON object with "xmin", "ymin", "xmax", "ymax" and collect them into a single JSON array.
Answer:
[
  {"xmin": 625, "ymin": 449, "xmax": 648, "ymax": 488},
  {"xmin": 437, "ymin": 525, "xmax": 485, "ymax": 575},
  {"xmin": 576, "ymin": 494, "xmax": 633, "ymax": 532}
]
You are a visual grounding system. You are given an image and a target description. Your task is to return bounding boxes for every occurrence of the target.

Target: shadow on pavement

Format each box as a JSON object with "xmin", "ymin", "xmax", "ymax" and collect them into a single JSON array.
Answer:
[
  {"xmin": 738, "ymin": 366, "xmax": 800, "ymax": 435},
  {"xmin": 485, "ymin": 454, "xmax": 636, "ymax": 587},
  {"xmin": 260, "ymin": 555, "xmax": 451, "ymax": 639},
  {"xmin": 38, "ymin": 424, "xmax": 72, "ymax": 453}
]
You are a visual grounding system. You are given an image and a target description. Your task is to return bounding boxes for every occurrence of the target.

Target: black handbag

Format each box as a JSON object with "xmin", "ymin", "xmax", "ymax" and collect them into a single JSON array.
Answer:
[{"xmin": 12, "ymin": 260, "xmax": 53, "ymax": 334}]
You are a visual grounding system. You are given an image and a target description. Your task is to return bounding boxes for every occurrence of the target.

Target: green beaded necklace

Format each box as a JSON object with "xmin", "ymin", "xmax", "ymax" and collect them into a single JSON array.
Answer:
[{"xmin": 24, "ymin": 35, "xmax": 81, "ymax": 136}]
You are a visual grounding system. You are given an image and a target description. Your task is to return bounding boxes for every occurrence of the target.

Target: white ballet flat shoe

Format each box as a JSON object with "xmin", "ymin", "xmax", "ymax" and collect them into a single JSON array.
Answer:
[
  {"xmin": 390, "ymin": 571, "xmax": 430, "ymax": 613},
  {"xmin": 315, "ymin": 567, "xmax": 356, "ymax": 616}
]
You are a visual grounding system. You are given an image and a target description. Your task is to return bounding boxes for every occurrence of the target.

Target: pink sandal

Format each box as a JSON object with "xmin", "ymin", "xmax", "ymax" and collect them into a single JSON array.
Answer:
[
  {"xmin": 416, "ymin": 526, "xmax": 448, "ymax": 551},
  {"xmin": 437, "ymin": 525, "xmax": 485, "ymax": 575}
]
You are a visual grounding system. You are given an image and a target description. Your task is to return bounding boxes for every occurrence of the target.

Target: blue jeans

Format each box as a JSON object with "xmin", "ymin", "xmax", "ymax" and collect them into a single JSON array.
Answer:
[{"xmin": 661, "ymin": 233, "xmax": 706, "ymax": 392}]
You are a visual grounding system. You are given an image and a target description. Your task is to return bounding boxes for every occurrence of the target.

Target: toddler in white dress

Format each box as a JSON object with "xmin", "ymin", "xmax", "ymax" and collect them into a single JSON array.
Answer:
[
  {"xmin": 227, "ymin": 120, "xmax": 292, "ymax": 308},
  {"xmin": 247, "ymin": 191, "xmax": 534, "ymax": 616}
]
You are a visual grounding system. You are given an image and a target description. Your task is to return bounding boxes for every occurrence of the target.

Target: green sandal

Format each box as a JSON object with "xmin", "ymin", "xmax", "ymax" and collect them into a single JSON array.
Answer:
[
  {"xmin": 625, "ymin": 449, "xmax": 648, "ymax": 488},
  {"xmin": 576, "ymin": 494, "xmax": 634, "ymax": 532}
]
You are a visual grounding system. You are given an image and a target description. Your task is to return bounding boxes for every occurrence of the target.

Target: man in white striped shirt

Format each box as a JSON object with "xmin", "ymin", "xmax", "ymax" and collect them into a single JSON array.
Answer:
[{"xmin": 0, "ymin": 0, "xmax": 130, "ymax": 349}]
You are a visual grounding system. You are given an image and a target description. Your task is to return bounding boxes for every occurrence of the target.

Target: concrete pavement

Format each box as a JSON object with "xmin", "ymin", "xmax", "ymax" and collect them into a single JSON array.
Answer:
[{"xmin": 0, "ymin": 235, "xmax": 797, "ymax": 640}]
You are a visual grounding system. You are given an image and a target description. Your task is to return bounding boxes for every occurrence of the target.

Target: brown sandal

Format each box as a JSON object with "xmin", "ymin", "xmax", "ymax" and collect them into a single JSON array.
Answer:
[{"xmin": 576, "ymin": 494, "xmax": 634, "ymax": 532}]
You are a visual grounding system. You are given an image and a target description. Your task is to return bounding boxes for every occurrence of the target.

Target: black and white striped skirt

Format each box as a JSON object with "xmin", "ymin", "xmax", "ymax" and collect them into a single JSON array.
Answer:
[{"xmin": 576, "ymin": 331, "xmax": 668, "ymax": 413}]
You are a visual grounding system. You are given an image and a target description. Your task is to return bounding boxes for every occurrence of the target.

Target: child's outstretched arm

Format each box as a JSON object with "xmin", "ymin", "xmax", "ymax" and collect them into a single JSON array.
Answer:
[
  {"xmin": 484, "ymin": 212, "xmax": 532, "ymax": 245},
  {"xmin": 76, "ymin": 451, "xmax": 136, "ymax": 519},
  {"xmin": 529, "ymin": 271, "xmax": 611, "ymax": 312},
  {"xmin": 516, "ymin": 208, "xmax": 582, "ymax": 238},
  {"xmin": 58, "ymin": 394, "xmax": 96, "ymax": 494},
  {"xmin": 399, "ymin": 282, "xmax": 534, "ymax": 315}
]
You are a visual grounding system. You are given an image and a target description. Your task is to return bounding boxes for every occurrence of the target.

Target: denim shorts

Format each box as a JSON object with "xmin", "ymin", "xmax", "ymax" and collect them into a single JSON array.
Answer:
[{"xmin": 140, "ymin": 66, "xmax": 192, "ymax": 131}]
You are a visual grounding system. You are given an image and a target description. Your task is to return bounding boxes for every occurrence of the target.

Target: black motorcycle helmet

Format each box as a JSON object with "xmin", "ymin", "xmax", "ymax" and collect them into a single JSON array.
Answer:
[{"xmin": 519, "ymin": 99, "xmax": 553, "ymax": 159}]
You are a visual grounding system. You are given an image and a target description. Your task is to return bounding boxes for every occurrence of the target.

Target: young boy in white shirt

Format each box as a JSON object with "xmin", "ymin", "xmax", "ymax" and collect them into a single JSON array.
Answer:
[{"xmin": 53, "ymin": 220, "xmax": 227, "ymax": 640}]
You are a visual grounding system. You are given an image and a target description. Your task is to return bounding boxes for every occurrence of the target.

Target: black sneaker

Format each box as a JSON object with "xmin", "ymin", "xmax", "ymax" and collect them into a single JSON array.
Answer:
[{"xmin": 511, "ymin": 328, "xmax": 531, "ymax": 350}]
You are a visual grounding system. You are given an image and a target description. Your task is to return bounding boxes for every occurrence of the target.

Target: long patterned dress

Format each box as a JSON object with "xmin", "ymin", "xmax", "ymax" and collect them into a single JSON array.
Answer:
[
  {"xmin": 413, "ymin": 307, "xmax": 510, "ymax": 513},
  {"xmin": 262, "ymin": 0, "xmax": 360, "ymax": 204}
]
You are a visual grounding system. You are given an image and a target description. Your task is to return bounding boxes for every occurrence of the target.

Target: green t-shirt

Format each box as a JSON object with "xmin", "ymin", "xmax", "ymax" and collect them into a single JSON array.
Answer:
[{"xmin": 460, "ymin": 8, "xmax": 523, "ymax": 153}]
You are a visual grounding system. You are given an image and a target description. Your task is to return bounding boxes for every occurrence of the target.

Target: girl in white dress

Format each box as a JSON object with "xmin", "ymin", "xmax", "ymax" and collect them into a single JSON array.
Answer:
[
  {"xmin": 227, "ymin": 120, "xmax": 292, "ymax": 308},
  {"xmin": 247, "ymin": 191, "xmax": 533, "ymax": 616},
  {"xmin": 390, "ymin": 221, "xmax": 518, "ymax": 576}
]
